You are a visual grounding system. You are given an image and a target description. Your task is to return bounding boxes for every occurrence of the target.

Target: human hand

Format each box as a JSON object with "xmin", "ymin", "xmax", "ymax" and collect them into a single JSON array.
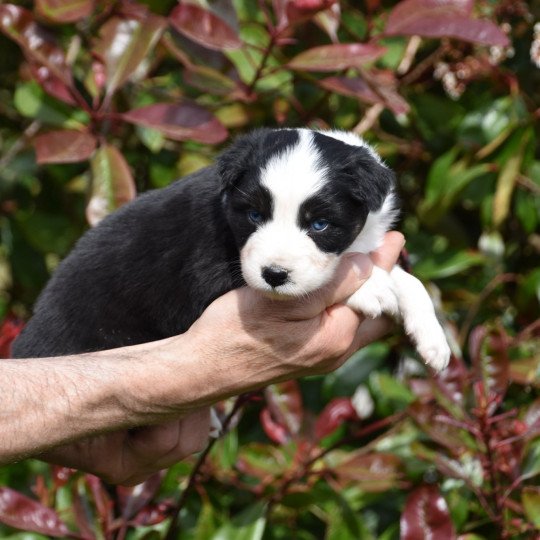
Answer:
[
  {"xmin": 184, "ymin": 230, "xmax": 405, "ymax": 384},
  {"xmin": 41, "ymin": 232, "xmax": 404, "ymax": 485}
]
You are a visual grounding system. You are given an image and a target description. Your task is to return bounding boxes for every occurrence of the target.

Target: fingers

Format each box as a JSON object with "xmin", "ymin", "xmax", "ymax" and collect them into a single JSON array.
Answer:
[{"xmin": 370, "ymin": 231, "xmax": 405, "ymax": 271}]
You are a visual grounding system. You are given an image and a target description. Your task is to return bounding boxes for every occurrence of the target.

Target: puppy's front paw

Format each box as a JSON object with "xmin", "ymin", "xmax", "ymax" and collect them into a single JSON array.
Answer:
[
  {"xmin": 347, "ymin": 280, "xmax": 399, "ymax": 319},
  {"xmin": 409, "ymin": 322, "xmax": 451, "ymax": 371}
]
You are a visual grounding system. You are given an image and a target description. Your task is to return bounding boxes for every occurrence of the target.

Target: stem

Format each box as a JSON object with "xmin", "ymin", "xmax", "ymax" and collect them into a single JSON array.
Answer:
[
  {"xmin": 266, "ymin": 413, "xmax": 404, "ymax": 517},
  {"xmin": 163, "ymin": 394, "xmax": 253, "ymax": 540},
  {"xmin": 458, "ymin": 273, "xmax": 517, "ymax": 348},
  {"xmin": 247, "ymin": 32, "xmax": 278, "ymax": 94},
  {"xmin": 477, "ymin": 398, "xmax": 507, "ymax": 537}
]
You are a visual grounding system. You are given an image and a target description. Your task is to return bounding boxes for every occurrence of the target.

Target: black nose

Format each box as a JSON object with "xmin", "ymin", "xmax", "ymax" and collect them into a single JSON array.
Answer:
[{"xmin": 262, "ymin": 266, "xmax": 289, "ymax": 287}]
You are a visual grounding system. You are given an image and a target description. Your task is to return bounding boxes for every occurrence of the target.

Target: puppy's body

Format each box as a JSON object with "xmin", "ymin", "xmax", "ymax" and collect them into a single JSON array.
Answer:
[
  {"xmin": 13, "ymin": 128, "xmax": 450, "ymax": 370},
  {"xmin": 13, "ymin": 167, "xmax": 242, "ymax": 357}
]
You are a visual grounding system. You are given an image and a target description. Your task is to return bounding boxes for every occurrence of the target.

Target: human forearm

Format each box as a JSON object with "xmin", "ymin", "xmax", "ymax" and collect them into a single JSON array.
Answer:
[{"xmin": 0, "ymin": 340, "xmax": 202, "ymax": 465}]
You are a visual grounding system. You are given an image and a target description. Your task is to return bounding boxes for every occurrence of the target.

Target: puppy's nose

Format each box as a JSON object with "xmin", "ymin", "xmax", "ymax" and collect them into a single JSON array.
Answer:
[{"xmin": 262, "ymin": 266, "xmax": 289, "ymax": 287}]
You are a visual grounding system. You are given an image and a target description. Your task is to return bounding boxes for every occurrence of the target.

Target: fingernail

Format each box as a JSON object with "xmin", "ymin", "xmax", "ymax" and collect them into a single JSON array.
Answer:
[{"xmin": 345, "ymin": 254, "xmax": 372, "ymax": 279}]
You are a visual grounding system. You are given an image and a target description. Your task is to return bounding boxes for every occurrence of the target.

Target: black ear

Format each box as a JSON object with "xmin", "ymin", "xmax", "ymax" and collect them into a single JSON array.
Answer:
[
  {"xmin": 217, "ymin": 130, "xmax": 265, "ymax": 192},
  {"xmin": 311, "ymin": 132, "xmax": 395, "ymax": 211},
  {"xmin": 346, "ymin": 149, "xmax": 396, "ymax": 211},
  {"xmin": 217, "ymin": 128, "xmax": 301, "ymax": 192}
]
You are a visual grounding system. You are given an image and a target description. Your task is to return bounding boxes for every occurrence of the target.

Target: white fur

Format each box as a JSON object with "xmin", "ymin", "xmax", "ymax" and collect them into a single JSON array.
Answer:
[
  {"xmin": 315, "ymin": 129, "xmax": 384, "ymax": 164},
  {"xmin": 240, "ymin": 130, "xmax": 340, "ymax": 296},
  {"xmin": 347, "ymin": 265, "xmax": 451, "ymax": 370},
  {"xmin": 239, "ymin": 128, "xmax": 450, "ymax": 370},
  {"xmin": 347, "ymin": 192, "xmax": 399, "ymax": 254}
]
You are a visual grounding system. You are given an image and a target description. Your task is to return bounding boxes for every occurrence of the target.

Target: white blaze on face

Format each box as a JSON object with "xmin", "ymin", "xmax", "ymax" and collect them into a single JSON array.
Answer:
[{"xmin": 240, "ymin": 131, "xmax": 340, "ymax": 296}]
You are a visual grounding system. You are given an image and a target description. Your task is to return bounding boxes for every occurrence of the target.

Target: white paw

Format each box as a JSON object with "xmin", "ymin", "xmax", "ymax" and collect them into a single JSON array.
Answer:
[
  {"xmin": 409, "ymin": 323, "xmax": 451, "ymax": 371},
  {"xmin": 347, "ymin": 286, "xmax": 384, "ymax": 318},
  {"xmin": 346, "ymin": 270, "xmax": 399, "ymax": 319}
]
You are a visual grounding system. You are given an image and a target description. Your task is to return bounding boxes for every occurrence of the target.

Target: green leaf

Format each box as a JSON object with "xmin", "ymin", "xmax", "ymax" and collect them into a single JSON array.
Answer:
[
  {"xmin": 323, "ymin": 343, "xmax": 390, "ymax": 399},
  {"xmin": 194, "ymin": 503, "xmax": 219, "ymax": 540},
  {"xmin": 212, "ymin": 429, "xmax": 239, "ymax": 470},
  {"xmin": 515, "ymin": 189, "xmax": 539, "ymax": 234},
  {"xmin": 522, "ymin": 441, "xmax": 540, "ymax": 480},
  {"xmin": 87, "ymin": 144, "xmax": 136, "ymax": 225},
  {"xmin": 420, "ymin": 149, "xmax": 492, "ymax": 225},
  {"xmin": 369, "ymin": 372, "xmax": 415, "ymax": 416},
  {"xmin": 423, "ymin": 147, "xmax": 460, "ymax": 205},
  {"xmin": 35, "ymin": 0, "xmax": 93, "ymax": 23},
  {"xmin": 414, "ymin": 250, "xmax": 485, "ymax": 280},
  {"xmin": 522, "ymin": 487, "xmax": 540, "ymax": 528},
  {"xmin": 15, "ymin": 211, "xmax": 79, "ymax": 256},
  {"xmin": 458, "ymin": 96, "xmax": 526, "ymax": 148},
  {"xmin": 135, "ymin": 125, "xmax": 165, "ymax": 154},
  {"xmin": 14, "ymin": 82, "xmax": 88, "ymax": 128},
  {"xmin": 492, "ymin": 129, "xmax": 529, "ymax": 228},
  {"xmin": 93, "ymin": 14, "xmax": 166, "ymax": 98},
  {"xmin": 212, "ymin": 502, "xmax": 266, "ymax": 540}
]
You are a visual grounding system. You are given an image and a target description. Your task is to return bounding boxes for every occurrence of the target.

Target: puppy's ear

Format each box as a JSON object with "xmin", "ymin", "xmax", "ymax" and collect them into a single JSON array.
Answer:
[
  {"xmin": 217, "ymin": 129, "xmax": 267, "ymax": 191},
  {"xmin": 312, "ymin": 132, "xmax": 395, "ymax": 211},
  {"xmin": 346, "ymin": 148, "xmax": 396, "ymax": 211}
]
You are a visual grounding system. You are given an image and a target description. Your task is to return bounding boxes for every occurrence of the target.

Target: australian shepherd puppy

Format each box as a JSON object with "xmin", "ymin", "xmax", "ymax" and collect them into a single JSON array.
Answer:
[{"xmin": 12, "ymin": 128, "xmax": 450, "ymax": 372}]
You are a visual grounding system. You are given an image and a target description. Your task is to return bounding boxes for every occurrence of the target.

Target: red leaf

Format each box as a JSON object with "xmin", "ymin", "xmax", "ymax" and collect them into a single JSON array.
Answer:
[
  {"xmin": 0, "ymin": 487, "xmax": 71, "ymax": 537},
  {"xmin": 385, "ymin": 0, "xmax": 509, "ymax": 47},
  {"xmin": 85, "ymin": 475, "xmax": 113, "ymax": 532},
  {"xmin": 288, "ymin": 43, "xmax": 386, "ymax": 72},
  {"xmin": 320, "ymin": 76, "xmax": 380, "ymax": 102},
  {"xmin": 34, "ymin": 130, "xmax": 97, "ymax": 164},
  {"xmin": 29, "ymin": 62, "xmax": 77, "ymax": 105},
  {"xmin": 87, "ymin": 143, "xmax": 136, "ymax": 226},
  {"xmin": 169, "ymin": 4, "xmax": 242, "ymax": 51},
  {"xmin": 0, "ymin": 5, "xmax": 74, "ymax": 87},
  {"xmin": 400, "ymin": 484, "xmax": 456, "ymax": 540},
  {"xmin": 51, "ymin": 466, "xmax": 76, "ymax": 489},
  {"xmin": 130, "ymin": 502, "xmax": 171, "ymax": 526},
  {"xmin": 121, "ymin": 102, "xmax": 228, "ymax": 144},
  {"xmin": 433, "ymin": 355, "xmax": 469, "ymax": 405},
  {"xmin": 116, "ymin": 472, "xmax": 164, "ymax": 521},
  {"xmin": 471, "ymin": 325, "xmax": 510, "ymax": 401},
  {"xmin": 408, "ymin": 401, "xmax": 471, "ymax": 452},
  {"xmin": 524, "ymin": 398, "xmax": 540, "ymax": 436},
  {"xmin": 333, "ymin": 451, "xmax": 402, "ymax": 492},
  {"xmin": 183, "ymin": 65, "xmax": 241, "ymax": 98},
  {"xmin": 70, "ymin": 480, "xmax": 95, "ymax": 540},
  {"xmin": 320, "ymin": 73, "xmax": 410, "ymax": 115},
  {"xmin": 93, "ymin": 14, "xmax": 166, "ymax": 98},
  {"xmin": 285, "ymin": 0, "xmax": 338, "ymax": 27},
  {"xmin": 264, "ymin": 381, "xmax": 304, "ymax": 439},
  {"xmin": 36, "ymin": 0, "xmax": 94, "ymax": 23},
  {"xmin": 0, "ymin": 316, "xmax": 24, "ymax": 358},
  {"xmin": 315, "ymin": 397, "xmax": 358, "ymax": 439},
  {"xmin": 260, "ymin": 407, "xmax": 289, "ymax": 444}
]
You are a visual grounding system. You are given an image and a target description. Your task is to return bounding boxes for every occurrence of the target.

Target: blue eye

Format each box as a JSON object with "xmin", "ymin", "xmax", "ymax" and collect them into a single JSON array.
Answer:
[
  {"xmin": 247, "ymin": 210, "xmax": 263, "ymax": 224},
  {"xmin": 310, "ymin": 219, "xmax": 329, "ymax": 232}
]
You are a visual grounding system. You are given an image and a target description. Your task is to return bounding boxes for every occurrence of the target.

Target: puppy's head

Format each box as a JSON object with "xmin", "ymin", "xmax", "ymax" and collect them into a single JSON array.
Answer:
[{"xmin": 218, "ymin": 128, "xmax": 397, "ymax": 297}]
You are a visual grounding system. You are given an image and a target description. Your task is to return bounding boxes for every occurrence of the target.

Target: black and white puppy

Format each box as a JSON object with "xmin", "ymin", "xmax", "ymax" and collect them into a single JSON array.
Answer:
[{"xmin": 12, "ymin": 128, "xmax": 450, "ymax": 372}]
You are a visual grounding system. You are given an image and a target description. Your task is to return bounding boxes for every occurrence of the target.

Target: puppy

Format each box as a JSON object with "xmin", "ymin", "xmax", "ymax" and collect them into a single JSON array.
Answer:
[{"xmin": 12, "ymin": 128, "xmax": 450, "ymax": 373}]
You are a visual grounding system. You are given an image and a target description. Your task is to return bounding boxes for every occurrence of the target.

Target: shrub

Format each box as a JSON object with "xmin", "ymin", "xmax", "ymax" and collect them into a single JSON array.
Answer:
[{"xmin": 0, "ymin": 0, "xmax": 539, "ymax": 538}]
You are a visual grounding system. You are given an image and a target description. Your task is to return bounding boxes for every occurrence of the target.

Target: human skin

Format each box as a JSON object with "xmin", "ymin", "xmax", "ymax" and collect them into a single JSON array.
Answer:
[{"xmin": 0, "ymin": 232, "xmax": 404, "ymax": 485}]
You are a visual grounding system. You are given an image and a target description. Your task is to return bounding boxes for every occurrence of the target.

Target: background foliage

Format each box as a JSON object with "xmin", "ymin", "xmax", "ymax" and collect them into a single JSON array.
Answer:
[{"xmin": 0, "ymin": 0, "xmax": 539, "ymax": 538}]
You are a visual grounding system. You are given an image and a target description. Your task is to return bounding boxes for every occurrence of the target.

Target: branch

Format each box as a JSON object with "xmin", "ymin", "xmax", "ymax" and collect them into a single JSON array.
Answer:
[{"xmin": 164, "ymin": 393, "xmax": 255, "ymax": 540}]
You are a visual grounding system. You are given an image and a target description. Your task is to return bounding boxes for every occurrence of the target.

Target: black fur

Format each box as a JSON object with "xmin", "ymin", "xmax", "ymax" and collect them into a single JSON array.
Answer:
[
  {"xmin": 312, "ymin": 132, "xmax": 395, "ymax": 211},
  {"xmin": 12, "ymin": 128, "xmax": 394, "ymax": 359},
  {"xmin": 12, "ymin": 167, "xmax": 243, "ymax": 357}
]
